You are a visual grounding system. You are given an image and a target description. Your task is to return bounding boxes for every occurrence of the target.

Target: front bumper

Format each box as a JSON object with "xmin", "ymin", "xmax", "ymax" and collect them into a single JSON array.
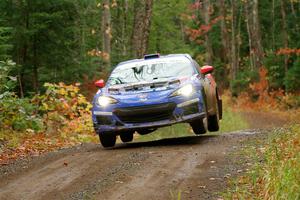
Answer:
[{"xmin": 92, "ymin": 95, "xmax": 205, "ymax": 134}]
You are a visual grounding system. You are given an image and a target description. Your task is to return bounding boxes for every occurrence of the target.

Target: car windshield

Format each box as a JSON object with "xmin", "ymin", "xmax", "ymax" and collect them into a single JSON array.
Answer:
[{"xmin": 108, "ymin": 57, "xmax": 195, "ymax": 85}]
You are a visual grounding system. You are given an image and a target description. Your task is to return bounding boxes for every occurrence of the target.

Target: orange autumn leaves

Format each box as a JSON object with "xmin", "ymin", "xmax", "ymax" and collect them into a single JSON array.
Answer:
[
  {"xmin": 276, "ymin": 48, "xmax": 300, "ymax": 56},
  {"xmin": 232, "ymin": 67, "xmax": 300, "ymax": 120},
  {"xmin": 0, "ymin": 83, "xmax": 96, "ymax": 165}
]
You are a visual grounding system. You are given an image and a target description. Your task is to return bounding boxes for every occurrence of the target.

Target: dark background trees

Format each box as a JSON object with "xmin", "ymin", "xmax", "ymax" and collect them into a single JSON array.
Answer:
[{"xmin": 0, "ymin": 0, "xmax": 299, "ymax": 96}]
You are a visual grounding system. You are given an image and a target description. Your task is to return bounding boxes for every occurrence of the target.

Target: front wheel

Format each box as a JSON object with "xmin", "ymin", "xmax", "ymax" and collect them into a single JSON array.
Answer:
[
  {"xmin": 190, "ymin": 118, "xmax": 206, "ymax": 135},
  {"xmin": 99, "ymin": 133, "xmax": 116, "ymax": 148}
]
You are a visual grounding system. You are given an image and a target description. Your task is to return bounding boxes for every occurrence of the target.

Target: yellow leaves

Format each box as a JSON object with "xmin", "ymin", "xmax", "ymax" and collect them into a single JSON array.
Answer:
[
  {"xmin": 42, "ymin": 102, "xmax": 49, "ymax": 110},
  {"xmin": 58, "ymin": 88, "xmax": 67, "ymax": 95},
  {"xmin": 111, "ymin": 0, "xmax": 118, "ymax": 8},
  {"xmin": 0, "ymin": 82, "xmax": 96, "ymax": 165}
]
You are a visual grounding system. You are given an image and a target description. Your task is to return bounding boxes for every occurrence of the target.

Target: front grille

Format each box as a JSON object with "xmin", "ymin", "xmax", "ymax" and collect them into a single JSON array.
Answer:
[
  {"xmin": 96, "ymin": 116, "xmax": 112, "ymax": 125},
  {"xmin": 114, "ymin": 103, "xmax": 176, "ymax": 124}
]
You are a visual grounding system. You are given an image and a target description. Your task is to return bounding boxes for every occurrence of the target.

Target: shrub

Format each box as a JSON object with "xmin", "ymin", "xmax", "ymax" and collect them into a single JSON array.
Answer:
[
  {"xmin": 284, "ymin": 58, "xmax": 300, "ymax": 92},
  {"xmin": 0, "ymin": 82, "xmax": 92, "ymax": 134},
  {"xmin": 0, "ymin": 92, "xmax": 44, "ymax": 132},
  {"xmin": 263, "ymin": 52, "xmax": 285, "ymax": 90},
  {"xmin": 0, "ymin": 60, "xmax": 17, "ymax": 93},
  {"xmin": 35, "ymin": 82, "xmax": 91, "ymax": 117},
  {"xmin": 32, "ymin": 82, "xmax": 92, "ymax": 134},
  {"xmin": 230, "ymin": 70, "xmax": 258, "ymax": 97}
]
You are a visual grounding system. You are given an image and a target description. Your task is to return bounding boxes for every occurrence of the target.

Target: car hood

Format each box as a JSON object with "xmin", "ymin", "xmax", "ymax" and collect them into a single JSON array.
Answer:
[
  {"xmin": 106, "ymin": 77, "xmax": 186, "ymax": 95},
  {"xmin": 94, "ymin": 76, "xmax": 193, "ymax": 106}
]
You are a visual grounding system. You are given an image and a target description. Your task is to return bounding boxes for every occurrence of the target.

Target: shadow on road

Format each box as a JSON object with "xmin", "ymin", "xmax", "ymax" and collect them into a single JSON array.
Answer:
[{"xmin": 113, "ymin": 135, "xmax": 218, "ymax": 150}]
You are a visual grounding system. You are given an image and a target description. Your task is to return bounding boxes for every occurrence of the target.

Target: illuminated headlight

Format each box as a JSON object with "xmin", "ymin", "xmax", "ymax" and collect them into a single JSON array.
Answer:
[
  {"xmin": 97, "ymin": 96, "xmax": 118, "ymax": 107},
  {"xmin": 170, "ymin": 84, "xmax": 194, "ymax": 97}
]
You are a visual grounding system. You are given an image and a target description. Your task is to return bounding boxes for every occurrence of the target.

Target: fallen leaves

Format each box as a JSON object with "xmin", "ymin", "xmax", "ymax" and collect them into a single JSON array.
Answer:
[{"xmin": 0, "ymin": 132, "xmax": 95, "ymax": 166}]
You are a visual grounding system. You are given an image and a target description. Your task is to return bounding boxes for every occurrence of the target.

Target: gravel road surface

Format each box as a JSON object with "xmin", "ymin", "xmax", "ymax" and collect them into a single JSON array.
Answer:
[{"xmin": 0, "ymin": 129, "xmax": 263, "ymax": 200}]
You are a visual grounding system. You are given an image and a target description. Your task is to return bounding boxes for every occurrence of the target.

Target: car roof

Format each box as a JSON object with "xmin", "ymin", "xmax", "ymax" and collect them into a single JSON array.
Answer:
[{"xmin": 117, "ymin": 54, "xmax": 193, "ymax": 66}]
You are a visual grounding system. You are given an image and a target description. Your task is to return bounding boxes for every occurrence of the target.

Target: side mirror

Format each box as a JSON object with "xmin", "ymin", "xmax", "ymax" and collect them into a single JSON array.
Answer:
[
  {"xmin": 94, "ymin": 79, "xmax": 105, "ymax": 88},
  {"xmin": 200, "ymin": 65, "xmax": 214, "ymax": 75}
]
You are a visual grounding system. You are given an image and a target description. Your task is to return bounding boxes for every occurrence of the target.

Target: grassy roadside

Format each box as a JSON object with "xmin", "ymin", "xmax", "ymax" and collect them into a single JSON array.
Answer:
[{"xmin": 222, "ymin": 124, "xmax": 300, "ymax": 200}]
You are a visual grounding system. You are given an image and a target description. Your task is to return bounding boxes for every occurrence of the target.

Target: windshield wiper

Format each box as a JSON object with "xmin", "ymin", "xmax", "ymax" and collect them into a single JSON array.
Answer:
[{"xmin": 153, "ymin": 76, "xmax": 172, "ymax": 80}]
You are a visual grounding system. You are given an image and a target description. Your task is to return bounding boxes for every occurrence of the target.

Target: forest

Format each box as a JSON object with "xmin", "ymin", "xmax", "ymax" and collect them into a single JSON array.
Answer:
[
  {"xmin": 0, "ymin": 1, "xmax": 300, "ymax": 199},
  {"xmin": 0, "ymin": 0, "xmax": 299, "ymax": 97}
]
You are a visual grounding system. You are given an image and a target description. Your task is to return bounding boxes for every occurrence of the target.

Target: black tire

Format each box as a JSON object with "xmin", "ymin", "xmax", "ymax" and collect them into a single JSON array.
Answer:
[
  {"xmin": 207, "ymin": 115, "xmax": 219, "ymax": 131},
  {"xmin": 120, "ymin": 132, "xmax": 134, "ymax": 143},
  {"xmin": 207, "ymin": 96, "xmax": 220, "ymax": 132},
  {"xmin": 190, "ymin": 118, "xmax": 206, "ymax": 135},
  {"xmin": 99, "ymin": 133, "xmax": 116, "ymax": 148}
]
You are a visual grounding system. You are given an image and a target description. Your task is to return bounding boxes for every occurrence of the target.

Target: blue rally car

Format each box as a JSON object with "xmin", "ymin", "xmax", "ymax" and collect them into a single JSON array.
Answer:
[{"xmin": 92, "ymin": 54, "xmax": 222, "ymax": 147}]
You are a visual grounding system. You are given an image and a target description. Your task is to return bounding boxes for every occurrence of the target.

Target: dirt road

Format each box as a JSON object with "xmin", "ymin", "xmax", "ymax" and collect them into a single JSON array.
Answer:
[{"xmin": 0, "ymin": 129, "xmax": 264, "ymax": 200}]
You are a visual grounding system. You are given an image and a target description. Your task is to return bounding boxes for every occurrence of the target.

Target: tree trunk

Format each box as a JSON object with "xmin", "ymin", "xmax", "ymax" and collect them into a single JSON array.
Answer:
[
  {"xmin": 17, "ymin": 0, "xmax": 30, "ymax": 97},
  {"xmin": 202, "ymin": 0, "xmax": 213, "ymax": 65},
  {"xmin": 121, "ymin": 0, "xmax": 128, "ymax": 56},
  {"xmin": 101, "ymin": 0, "xmax": 111, "ymax": 70},
  {"xmin": 245, "ymin": 0, "xmax": 264, "ymax": 69},
  {"xmin": 218, "ymin": 0, "xmax": 231, "ymax": 64},
  {"xmin": 33, "ymin": 36, "xmax": 39, "ymax": 93},
  {"xmin": 280, "ymin": 0, "xmax": 288, "ymax": 74},
  {"xmin": 289, "ymin": 0, "xmax": 299, "ymax": 33},
  {"xmin": 230, "ymin": 0, "xmax": 238, "ymax": 80},
  {"xmin": 252, "ymin": 0, "xmax": 263, "ymax": 67},
  {"xmin": 272, "ymin": 0, "xmax": 275, "ymax": 50},
  {"xmin": 131, "ymin": 0, "xmax": 154, "ymax": 58}
]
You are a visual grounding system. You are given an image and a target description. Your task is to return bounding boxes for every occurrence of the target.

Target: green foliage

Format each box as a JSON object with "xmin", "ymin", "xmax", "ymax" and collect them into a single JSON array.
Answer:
[
  {"xmin": 230, "ymin": 70, "xmax": 258, "ymax": 96},
  {"xmin": 0, "ymin": 0, "xmax": 299, "ymax": 96},
  {"xmin": 263, "ymin": 125, "xmax": 300, "ymax": 200},
  {"xmin": 284, "ymin": 58, "xmax": 300, "ymax": 92},
  {"xmin": 35, "ymin": 82, "xmax": 91, "ymax": 118},
  {"xmin": 32, "ymin": 82, "xmax": 92, "ymax": 134},
  {"xmin": 263, "ymin": 52, "xmax": 285, "ymax": 90},
  {"xmin": 0, "ymin": 82, "xmax": 92, "ymax": 134},
  {"xmin": 0, "ymin": 60, "xmax": 17, "ymax": 93},
  {"xmin": 0, "ymin": 26, "xmax": 12, "ymax": 60},
  {"xmin": 0, "ymin": 93, "xmax": 44, "ymax": 132},
  {"xmin": 148, "ymin": 0, "xmax": 193, "ymax": 55},
  {"xmin": 0, "ymin": 0, "xmax": 94, "ymax": 93}
]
